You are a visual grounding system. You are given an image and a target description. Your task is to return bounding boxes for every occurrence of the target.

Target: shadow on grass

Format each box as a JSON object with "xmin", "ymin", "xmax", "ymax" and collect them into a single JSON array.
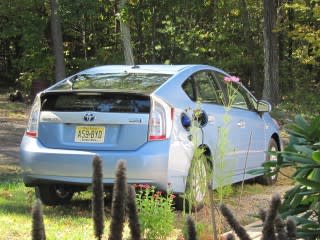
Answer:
[
  {"xmin": 0, "ymin": 201, "xmax": 32, "ymax": 215},
  {"xmin": 0, "ymin": 165, "xmax": 114, "ymax": 224},
  {"xmin": 42, "ymin": 194, "xmax": 113, "ymax": 218},
  {"xmin": 0, "ymin": 178, "xmax": 113, "ymax": 219}
]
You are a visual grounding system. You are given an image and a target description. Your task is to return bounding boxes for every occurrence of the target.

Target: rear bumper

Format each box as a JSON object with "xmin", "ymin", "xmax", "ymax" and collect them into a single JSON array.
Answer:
[{"xmin": 20, "ymin": 135, "xmax": 170, "ymax": 191}]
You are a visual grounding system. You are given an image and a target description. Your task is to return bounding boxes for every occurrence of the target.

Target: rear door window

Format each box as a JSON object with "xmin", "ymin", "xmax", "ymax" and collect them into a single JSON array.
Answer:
[
  {"xmin": 194, "ymin": 71, "xmax": 222, "ymax": 104},
  {"xmin": 182, "ymin": 78, "xmax": 196, "ymax": 101},
  {"xmin": 182, "ymin": 71, "xmax": 223, "ymax": 105}
]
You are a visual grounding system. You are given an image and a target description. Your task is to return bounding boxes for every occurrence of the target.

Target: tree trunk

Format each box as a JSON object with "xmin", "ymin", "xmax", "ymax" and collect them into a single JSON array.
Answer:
[
  {"xmin": 239, "ymin": 0, "xmax": 261, "ymax": 98},
  {"xmin": 287, "ymin": 0, "xmax": 293, "ymax": 63},
  {"xmin": 262, "ymin": 0, "xmax": 280, "ymax": 105},
  {"xmin": 50, "ymin": 0, "xmax": 66, "ymax": 82},
  {"xmin": 151, "ymin": 6, "xmax": 156, "ymax": 63},
  {"xmin": 118, "ymin": 0, "xmax": 134, "ymax": 65}
]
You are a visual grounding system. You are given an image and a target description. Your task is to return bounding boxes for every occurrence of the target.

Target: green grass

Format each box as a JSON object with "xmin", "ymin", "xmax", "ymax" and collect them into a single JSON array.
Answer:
[
  {"xmin": 0, "ymin": 172, "xmax": 102, "ymax": 240},
  {"xmin": 0, "ymin": 172, "xmax": 182, "ymax": 239}
]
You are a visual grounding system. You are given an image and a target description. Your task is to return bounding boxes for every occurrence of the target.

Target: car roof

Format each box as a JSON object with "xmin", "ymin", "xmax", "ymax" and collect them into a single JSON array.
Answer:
[{"xmin": 78, "ymin": 64, "xmax": 195, "ymax": 75}]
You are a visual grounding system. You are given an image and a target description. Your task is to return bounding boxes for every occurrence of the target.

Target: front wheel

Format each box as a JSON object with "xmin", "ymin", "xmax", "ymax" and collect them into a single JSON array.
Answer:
[
  {"xmin": 258, "ymin": 138, "xmax": 279, "ymax": 185},
  {"xmin": 37, "ymin": 185, "xmax": 74, "ymax": 206},
  {"xmin": 175, "ymin": 151, "xmax": 209, "ymax": 212}
]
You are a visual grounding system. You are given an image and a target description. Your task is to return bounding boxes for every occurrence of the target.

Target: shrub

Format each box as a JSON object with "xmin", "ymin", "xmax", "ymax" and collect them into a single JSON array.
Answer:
[
  {"xmin": 135, "ymin": 184, "xmax": 175, "ymax": 240},
  {"xmin": 261, "ymin": 115, "xmax": 320, "ymax": 239}
]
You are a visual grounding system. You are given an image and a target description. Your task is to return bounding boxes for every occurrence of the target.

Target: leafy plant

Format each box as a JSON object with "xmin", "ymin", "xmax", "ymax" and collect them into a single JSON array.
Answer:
[
  {"xmin": 214, "ymin": 76, "xmax": 246, "ymax": 201},
  {"xmin": 261, "ymin": 115, "xmax": 320, "ymax": 239},
  {"xmin": 135, "ymin": 184, "xmax": 175, "ymax": 240}
]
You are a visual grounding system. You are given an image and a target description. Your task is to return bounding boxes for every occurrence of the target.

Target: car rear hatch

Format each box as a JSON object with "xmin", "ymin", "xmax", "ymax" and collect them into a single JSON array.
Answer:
[{"xmin": 38, "ymin": 91, "xmax": 150, "ymax": 151}]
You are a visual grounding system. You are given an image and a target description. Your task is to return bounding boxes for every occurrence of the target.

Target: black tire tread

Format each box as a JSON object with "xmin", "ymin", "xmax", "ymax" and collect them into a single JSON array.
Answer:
[
  {"xmin": 258, "ymin": 138, "xmax": 279, "ymax": 186},
  {"xmin": 37, "ymin": 185, "xmax": 73, "ymax": 206}
]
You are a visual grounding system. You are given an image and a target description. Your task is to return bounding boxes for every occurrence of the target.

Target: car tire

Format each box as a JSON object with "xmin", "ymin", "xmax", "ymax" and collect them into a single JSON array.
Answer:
[
  {"xmin": 175, "ymin": 152, "xmax": 208, "ymax": 212},
  {"xmin": 258, "ymin": 138, "xmax": 279, "ymax": 186},
  {"xmin": 37, "ymin": 185, "xmax": 74, "ymax": 206}
]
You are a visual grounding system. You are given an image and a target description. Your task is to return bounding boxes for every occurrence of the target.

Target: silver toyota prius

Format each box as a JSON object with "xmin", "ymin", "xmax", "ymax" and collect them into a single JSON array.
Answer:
[{"xmin": 20, "ymin": 64, "xmax": 281, "ymax": 207}]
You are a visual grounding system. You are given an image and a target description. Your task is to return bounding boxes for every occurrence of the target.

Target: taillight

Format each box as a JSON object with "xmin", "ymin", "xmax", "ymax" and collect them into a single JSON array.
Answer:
[
  {"xmin": 26, "ymin": 96, "xmax": 41, "ymax": 138},
  {"xmin": 148, "ymin": 97, "xmax": 173, "ymax": 141}
]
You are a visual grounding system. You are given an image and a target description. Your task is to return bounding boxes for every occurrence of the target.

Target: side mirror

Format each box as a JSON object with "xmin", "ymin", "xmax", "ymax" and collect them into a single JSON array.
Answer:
[{"xmin": 257, "ymin": 100, "xmax": 272, "ymax": 112}]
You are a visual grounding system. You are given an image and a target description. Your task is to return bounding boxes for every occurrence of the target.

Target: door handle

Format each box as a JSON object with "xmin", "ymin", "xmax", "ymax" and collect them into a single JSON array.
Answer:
[{"xmin": 237, "ymin": 120, "xmax": 245, "ymax": 128}]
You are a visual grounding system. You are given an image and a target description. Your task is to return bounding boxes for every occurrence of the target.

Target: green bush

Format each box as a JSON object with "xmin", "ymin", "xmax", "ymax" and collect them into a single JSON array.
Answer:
[
  {"xmin": 135, "ymin": 184, "xmax": 175, "ymax": 240},
  {"xmin": 262, "ymin": 115, "xmax": 320, "ymax": 239}
]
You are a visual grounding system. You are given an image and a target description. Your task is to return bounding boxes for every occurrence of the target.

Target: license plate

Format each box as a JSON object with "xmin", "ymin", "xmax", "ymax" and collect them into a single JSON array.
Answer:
[{"xmin": 75, "ymin": 126, "xmax": 105, "ymax": 143}]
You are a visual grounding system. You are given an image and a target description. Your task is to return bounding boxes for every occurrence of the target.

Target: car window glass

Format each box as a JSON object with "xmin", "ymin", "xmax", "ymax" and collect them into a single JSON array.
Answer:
[
  {"xmin": 41, "ymin": 93, "xmax": 150, "ymax": 113},
  {"xmin": 228, "ymin": 84, "xmax": 249, "ymax": 110},
  {"xmin": 51, "ymin": 73, "xmax": 172, "ymax": 94},
  {"xmin": 194, "ymin": 71, "xmax": 221, "ymax": 104},
  {"xmin": 213, "ymin": 71, "xmax": 255, "ymax": 111},
  {"xmin": 182, "ymin": 78, "xmax": 196, "ymax": 101},
  {"xmin": 240, "ymin": 85, "xmax": 258, "ymax": 110},
  {"xmin": 211, "ymin": 71, "xmax": 228, "ymax": 105}
]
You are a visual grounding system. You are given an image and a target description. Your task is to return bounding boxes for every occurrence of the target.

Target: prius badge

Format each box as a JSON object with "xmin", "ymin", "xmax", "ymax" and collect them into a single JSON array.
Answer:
[{"xmin": 83, "ymin": 113, "xmax": 95, "ymax": 122}]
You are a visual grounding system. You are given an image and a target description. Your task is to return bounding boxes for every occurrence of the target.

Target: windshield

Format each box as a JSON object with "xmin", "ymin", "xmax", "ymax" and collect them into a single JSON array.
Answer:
[{"xmin": 50, "ymin": 72, "xmax": 172, "ymax": 94}]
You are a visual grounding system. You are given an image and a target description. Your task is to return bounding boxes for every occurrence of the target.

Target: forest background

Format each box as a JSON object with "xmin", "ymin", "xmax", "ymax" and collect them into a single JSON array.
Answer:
[{"xmin": 0, "ymin": 0, "xmax": 319, "ymax": 114}]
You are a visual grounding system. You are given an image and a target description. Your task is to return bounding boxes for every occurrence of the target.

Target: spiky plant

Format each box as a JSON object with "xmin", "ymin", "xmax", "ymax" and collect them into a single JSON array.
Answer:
[
  {"xmin": 259, "ymin": 195, "xmax": 296, "ymax": 240},
  {"xmin": 127, "ymin": 185, "xmax": 141, "ymax": 240},
  {"xmin": 219, "ymin": 203, "xmax": 251, "ymax": 240},
  {"xmin": 261, "ymin": 194, "xmax": 281, "ymax": 240},
  {"xmin": 226, "ymin": 234, "xmax": 235, "ymax": 240},
  {"xmin": 32, "ymin": 199, "xmax": 46, "ymax": 240},
  {"xmin": 186, "ymin": 215, "xmax": 197, "ymax": 240},
  {"xmin": 220, "ymin": 194, "xmax": 297, "ymax": 240},
  {"xmin": 274, "ymin": 217, "xmax": 286, "ymax": 240},
  {"xmin": 92, "ymin": 155, "xmax": 105, "ymax": 240},
  {"xmin": 286, "ymin": 218, "xmax": 296, "ymax": 240},
  {"xmin": 108, "ymin": 160, "xmax": 127, "ymax": 240}
]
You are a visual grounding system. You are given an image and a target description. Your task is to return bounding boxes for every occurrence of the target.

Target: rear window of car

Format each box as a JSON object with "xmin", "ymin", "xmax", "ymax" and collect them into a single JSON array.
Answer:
[
  {"xmin": 51, "ymin": 73, "xmax": 172, "ymax": 94},
  {"xmin": 41, "ymin": 92, "xmax": 150, "ymax": 113}
]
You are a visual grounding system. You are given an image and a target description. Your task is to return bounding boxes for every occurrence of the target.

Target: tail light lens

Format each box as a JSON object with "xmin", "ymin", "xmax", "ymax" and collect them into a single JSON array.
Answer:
[
  {"xmin": 148, "ymin": 97, "xmax": 173, "ymax": 141},
  {"xmin": 26, "ymin": 96, "xmax": 41, "ymax": 138}
]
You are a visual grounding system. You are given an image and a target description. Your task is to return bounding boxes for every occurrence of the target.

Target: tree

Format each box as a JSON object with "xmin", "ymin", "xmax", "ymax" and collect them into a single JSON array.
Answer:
[
  {"xmin": 50, "ymin": 0, "xmax": 65, "ymax": 82},
  {"xmin": 262, "ymin": 0, "xmax": 280, "ymax": 105},
  {"xmin": 239, "ymin": 0, "xmax": 262, "ymax": 98},
  {"xmin": 118, "ymin": 0, "xmax": 134, "ymax": 65}
]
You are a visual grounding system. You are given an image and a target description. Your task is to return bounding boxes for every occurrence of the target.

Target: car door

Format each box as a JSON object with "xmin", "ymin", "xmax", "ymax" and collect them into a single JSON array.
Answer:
[
  {"xmin": 213, "ymin": 72, "xmax": 266, "ymax": 181},
  {"xmin": 183, "ymin": 70, "xmax": 243, "ymax": 187}
]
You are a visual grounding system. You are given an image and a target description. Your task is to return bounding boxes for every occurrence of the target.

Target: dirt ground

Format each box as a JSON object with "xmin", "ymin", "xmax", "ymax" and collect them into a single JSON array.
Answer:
[
  {"xmin": 0, "ymin": 96, "xmax": 27, "ymax": 171},
  {"xmin": 0, "ymin": 94, "xmax": 294, "ymax": 235}
]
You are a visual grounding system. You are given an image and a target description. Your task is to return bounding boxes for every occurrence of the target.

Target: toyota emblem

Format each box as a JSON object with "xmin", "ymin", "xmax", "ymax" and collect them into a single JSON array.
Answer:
[{"xmin": 83, "ymin": 113, "xmax": 95, "ymax": 122}]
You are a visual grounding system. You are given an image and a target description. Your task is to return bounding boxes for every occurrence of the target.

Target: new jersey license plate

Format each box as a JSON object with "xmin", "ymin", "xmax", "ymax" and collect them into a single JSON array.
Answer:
[{"xmin": 75, "ymin": 126, "xmax": 105, "ymax": 143}]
